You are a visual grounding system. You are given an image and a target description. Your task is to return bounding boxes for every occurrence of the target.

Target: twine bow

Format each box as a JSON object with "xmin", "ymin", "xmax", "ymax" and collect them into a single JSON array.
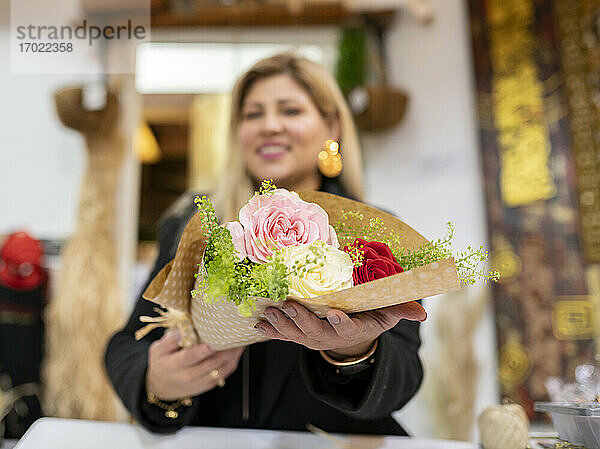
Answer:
[
  {"xmin": 1, "ymin": 382, "xmax": 39, "ymax": 422},
  {"xmin": 135, "ymin": 307, "xmax": 192, "ymax": 341}
]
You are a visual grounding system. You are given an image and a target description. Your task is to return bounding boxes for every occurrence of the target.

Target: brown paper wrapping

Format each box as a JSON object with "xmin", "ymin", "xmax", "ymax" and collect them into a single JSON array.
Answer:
[{"xmin": 142, "ymin": 191, "xmax": 461, "ymax": 349}]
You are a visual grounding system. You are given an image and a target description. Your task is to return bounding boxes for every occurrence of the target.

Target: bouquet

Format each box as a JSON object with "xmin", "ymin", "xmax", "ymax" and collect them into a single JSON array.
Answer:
[{"xmin": 138, "ymin": 181, "xmax": 499, "ymax": 350}]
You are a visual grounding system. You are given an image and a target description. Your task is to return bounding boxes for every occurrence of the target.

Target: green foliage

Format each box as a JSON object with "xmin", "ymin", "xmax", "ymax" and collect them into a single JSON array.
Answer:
[
  {"xmin": 336, "ymin": 26, "xmax": 368, "ymax": 96},
  {"xmin": 394, "ymin": 223, "xmax": 454, "ymax": 271},
  {"xmin": 333, "ymin": 210, "xmax": 405, "ymax": 253},
  {"xmin": 454, "ymin": 246, "xmax": 501, "ymax": 285},
  {"xmin": 396, "ymin": 223, "xmax": 500, "ymax": 284},
  {"xmin": 194, "ymin": 195, "xmax": 219, "ymax": 237}
]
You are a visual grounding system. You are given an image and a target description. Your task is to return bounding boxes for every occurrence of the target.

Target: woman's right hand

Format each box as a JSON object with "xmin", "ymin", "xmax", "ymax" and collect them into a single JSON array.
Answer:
[{"xmin": 145, "ymin": 330, "xmax": 245, "ymax": 401}]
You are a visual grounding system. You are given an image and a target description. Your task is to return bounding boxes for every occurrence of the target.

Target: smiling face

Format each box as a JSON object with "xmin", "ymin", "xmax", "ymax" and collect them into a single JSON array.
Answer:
[{"xmin": 236, "ymin": 73, "xmax": 340, "ymax": 191}]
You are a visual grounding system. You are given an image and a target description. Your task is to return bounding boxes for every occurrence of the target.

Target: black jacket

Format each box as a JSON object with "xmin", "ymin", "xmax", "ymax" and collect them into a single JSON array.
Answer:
[{"xmin": 104, "ymin": 182, "xmax": 423, "ymax": 435}]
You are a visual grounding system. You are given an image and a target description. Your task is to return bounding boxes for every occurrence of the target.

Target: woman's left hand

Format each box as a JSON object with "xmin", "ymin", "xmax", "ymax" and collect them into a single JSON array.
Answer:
[{"xmin": 255, "ymin": 300, "xmax": 427, "ymax": 358}]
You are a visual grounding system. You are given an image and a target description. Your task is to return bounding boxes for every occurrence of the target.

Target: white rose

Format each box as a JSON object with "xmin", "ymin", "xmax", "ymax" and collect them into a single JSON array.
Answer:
[{"xmin": 278, "ymin": 240, "xmax": 354, "ymax": 298}]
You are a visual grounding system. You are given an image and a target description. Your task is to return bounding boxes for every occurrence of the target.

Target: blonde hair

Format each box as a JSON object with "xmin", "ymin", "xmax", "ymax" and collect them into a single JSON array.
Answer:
[{"xmin": 214, "ymin": 52, "xmax": 364, "ymax": 222}]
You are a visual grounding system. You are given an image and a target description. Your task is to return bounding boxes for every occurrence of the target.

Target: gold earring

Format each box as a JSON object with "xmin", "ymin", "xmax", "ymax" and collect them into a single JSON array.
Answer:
[{"xmin": 318, "ymin": 139, "xmax": 343, "ymax": 178}]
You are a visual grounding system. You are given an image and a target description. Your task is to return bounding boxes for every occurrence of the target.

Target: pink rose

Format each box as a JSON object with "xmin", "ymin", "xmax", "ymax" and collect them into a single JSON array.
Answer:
[
  {"xmin": 225, "ymin": 221, "xmax": 247, "ymax": 261},
  {"xmin": 231, "ymin": 189, "xmax": 338, "ymax": 263}
]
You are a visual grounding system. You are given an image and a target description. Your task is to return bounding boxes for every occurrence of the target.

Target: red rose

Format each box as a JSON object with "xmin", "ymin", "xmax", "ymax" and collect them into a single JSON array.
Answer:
[{"xmin": 344, "ymin": 238, "xmax": 404, "ymax": 285}]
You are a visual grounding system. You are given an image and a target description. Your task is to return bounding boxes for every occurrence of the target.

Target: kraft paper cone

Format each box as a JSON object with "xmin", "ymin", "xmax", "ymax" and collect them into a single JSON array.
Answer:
[{"xmin": 142, "ymin": 191, "xmax": 461, "ymax": 349}]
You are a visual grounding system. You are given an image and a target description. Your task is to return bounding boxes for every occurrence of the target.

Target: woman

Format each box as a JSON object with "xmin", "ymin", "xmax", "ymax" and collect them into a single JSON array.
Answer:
[{"xmin": 105, "ymin": 53, "xmax": 425, "ymax": 435}]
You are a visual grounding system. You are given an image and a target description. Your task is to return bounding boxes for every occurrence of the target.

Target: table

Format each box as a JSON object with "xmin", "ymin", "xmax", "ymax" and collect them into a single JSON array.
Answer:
[{"xmin": 14, "ymin": 418, "xmax": 479, "ymax": 449}]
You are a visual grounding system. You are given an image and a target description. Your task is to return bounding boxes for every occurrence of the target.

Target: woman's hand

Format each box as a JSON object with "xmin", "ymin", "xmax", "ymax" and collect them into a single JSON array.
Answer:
[
  {"xmin": 255, "ymin": 300, "xmax": 426, "ymax": 358},
  {"xmin": 146, "ymin": 331, "xmax": 245, "ymax": 401}
]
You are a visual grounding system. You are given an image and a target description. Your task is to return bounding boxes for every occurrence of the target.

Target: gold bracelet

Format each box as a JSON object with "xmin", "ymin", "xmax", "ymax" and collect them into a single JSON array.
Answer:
[
  {"xmin": 145, "ymin": 391, "xmax": 192, "ymax": 419},
  {"xmin": 319, "ymin": 339, "xmax": 378, "ymax": 367}
]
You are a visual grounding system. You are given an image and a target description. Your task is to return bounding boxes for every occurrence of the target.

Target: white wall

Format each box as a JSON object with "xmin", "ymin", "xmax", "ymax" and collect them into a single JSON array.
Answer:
[
  {"xmin": 362, "ymin": 0, "xmax": 499, "ymax": 438},
  {"xmin": 0, "ymin": 0, "xmax": 95, "ymax": 240}
]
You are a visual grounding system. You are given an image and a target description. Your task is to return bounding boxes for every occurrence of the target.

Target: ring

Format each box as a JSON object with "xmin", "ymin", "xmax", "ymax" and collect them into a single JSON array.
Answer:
[{"xmin": 209, "ymin": 369, "xmax": 226, "ymax": 387}]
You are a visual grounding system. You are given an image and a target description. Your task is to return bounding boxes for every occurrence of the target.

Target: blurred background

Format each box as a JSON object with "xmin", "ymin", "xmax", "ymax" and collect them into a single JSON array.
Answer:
[{"xmin": 1, "ymin": 0, "xmax": 599, "ymax": 444}]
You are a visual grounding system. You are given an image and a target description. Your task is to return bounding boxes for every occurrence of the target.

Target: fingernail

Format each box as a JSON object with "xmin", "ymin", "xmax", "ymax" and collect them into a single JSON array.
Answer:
[
  {"xmin": 255, "ymin": 325, "xmax": 266, "ymax": 335},
  {"xmin": 264, "ymin": 311, "xmax": 278, "ymax": 323},
  {"xmin": 283, "ymin": 305, "xmax": 297, "ymax": 318},
  {"xmin": 327, "ymin": 314, "xmax": 341, "ymax": 325}
]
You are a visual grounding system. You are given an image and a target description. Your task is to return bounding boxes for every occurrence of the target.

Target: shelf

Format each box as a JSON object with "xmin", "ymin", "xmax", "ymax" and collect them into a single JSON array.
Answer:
[{"xmin": 151, "ymin": 4, "xmax": 395, "ymax": 28}]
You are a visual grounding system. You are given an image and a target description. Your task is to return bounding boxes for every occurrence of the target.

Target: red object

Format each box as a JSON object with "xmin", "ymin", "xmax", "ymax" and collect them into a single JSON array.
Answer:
[
  {"xmin": 344, "ymin": 238, "xmax": 404, "ymax": 285},
  {"xmin": 0, "ymin": 232, "xmax": 44, "ymax": 290}
]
